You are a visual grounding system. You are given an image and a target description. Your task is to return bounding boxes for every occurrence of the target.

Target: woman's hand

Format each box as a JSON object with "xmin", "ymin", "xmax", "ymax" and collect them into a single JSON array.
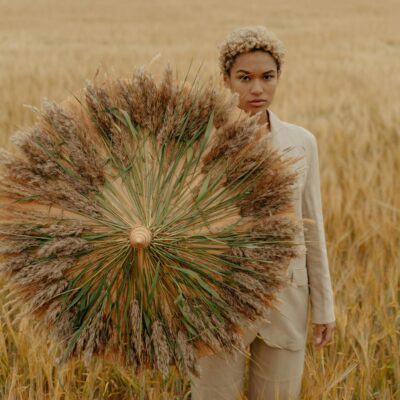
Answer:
[{"xmin": 313, "ymin": 322, "xmax": 335, "ymax": 348}]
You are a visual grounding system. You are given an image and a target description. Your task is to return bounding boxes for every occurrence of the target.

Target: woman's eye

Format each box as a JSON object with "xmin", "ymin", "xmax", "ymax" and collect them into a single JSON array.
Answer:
[
  {"xmin": 239, "ymin": 75, "xmax": 250, "ymax": 81},
  {"xmin": 264, "ymin": 75, "xmax": 274, "ymax": 80}
]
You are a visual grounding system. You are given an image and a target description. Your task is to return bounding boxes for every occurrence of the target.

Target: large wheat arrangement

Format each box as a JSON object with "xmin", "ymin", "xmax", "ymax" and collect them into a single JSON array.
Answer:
[{"xmin": 0, "ymin": 66, "xmax": 303, "ymax": 378}]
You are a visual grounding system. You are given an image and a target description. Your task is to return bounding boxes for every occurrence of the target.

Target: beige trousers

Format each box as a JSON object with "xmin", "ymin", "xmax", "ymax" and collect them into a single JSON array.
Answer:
[{"xmin": 189, "ymin": 320, "xmax": 305, "ymax": 400}]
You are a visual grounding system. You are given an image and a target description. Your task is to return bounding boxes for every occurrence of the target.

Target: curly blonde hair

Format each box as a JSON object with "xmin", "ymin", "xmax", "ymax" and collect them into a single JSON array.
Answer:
[{"xmin": 218, "ymin": 26, "xmax": 286, "ymax": 76}]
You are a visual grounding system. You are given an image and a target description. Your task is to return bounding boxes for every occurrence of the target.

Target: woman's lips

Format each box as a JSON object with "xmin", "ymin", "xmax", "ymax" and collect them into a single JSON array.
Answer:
[{"xmin": 248, "ymin": 100, "xmax": 267, "ymax": 107}]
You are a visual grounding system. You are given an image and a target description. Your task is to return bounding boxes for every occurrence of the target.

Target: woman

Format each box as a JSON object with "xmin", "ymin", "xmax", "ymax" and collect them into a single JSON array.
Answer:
[{"xmin": 190, "ymin": 26, "xmax": 336, "ymax": 400}]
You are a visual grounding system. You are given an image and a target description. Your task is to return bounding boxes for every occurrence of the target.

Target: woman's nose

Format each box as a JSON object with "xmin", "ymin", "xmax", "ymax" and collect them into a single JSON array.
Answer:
[{"xmin": 250, "ymin": 80, "xmax": 263, "ymax": 95}]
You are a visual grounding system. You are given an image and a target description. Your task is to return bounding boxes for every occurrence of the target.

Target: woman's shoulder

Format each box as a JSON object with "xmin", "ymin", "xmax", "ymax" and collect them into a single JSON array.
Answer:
[
  {"xmin": 281, "ymin": 120, "xmax": 317, "ymax": 145},
  {"xmin": 276, "ymin": 120, "xmax": 320, "ymax": 160},
  {"xmin": 269, "ymin": 110, "xmax": 317, "ymax": 147}
]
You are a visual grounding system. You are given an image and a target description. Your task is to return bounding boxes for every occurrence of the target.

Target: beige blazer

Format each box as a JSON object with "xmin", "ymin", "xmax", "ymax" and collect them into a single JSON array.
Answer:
[{"xmin": 255, "ymin": 109, "xmax": 336, "ymax": 351}]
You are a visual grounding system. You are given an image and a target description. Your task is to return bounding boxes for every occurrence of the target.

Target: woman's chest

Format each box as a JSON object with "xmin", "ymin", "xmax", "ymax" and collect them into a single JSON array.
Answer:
[{"xmin": 268, "ymin": 134, "xmax": 308, "ymax": 201}]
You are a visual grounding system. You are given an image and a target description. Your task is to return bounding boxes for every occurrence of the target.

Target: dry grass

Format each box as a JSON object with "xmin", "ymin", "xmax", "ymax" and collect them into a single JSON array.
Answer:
[{"xmin": 0, "ymin": 0, "xmax": 399, "ymax": 398}]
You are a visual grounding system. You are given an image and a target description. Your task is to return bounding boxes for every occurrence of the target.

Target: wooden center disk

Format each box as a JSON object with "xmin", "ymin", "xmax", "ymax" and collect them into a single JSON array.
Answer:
[{"xmin": 129, "ymin": 225, "xmax": 152, "ymax": 249}]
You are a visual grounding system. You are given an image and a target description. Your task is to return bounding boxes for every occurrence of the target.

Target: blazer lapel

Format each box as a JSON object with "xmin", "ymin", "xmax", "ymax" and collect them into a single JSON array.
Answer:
[{"xmin": 267, "ymin": 109, "xmax": 285, "ymax": 138}]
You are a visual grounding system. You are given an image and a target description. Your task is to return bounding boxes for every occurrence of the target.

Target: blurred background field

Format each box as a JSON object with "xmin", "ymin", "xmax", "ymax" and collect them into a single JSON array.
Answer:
[{"xmin": 0, "ymin": 0, "xmax": 399, "ymax": 398}]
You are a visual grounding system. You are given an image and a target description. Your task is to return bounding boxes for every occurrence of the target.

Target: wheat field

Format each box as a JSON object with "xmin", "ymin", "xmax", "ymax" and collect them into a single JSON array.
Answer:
[{"xmin": 0, "ymin": 0, "xmax": 399, "ymax": 398}]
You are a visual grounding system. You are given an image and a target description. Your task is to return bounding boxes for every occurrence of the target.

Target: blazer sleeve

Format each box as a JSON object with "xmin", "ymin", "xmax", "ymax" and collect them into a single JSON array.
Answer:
[{"xmin": 302, "ymin": 133, "xmax": 336, "ymax": 324}]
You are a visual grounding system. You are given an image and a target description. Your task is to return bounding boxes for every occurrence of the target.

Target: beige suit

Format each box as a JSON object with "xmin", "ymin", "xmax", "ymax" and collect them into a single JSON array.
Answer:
[
  {"xmin": 190, "ymin": 110, "xmax": 335, "ymax": 399},
  {"xmin": 257, "ymin": 110, "xmax": 336, "ymax": 350}
]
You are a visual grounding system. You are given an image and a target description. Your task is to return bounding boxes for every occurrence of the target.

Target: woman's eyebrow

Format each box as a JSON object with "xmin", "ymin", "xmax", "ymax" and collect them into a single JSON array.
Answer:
[
  {"xmin": 235, "ymin": 69, "xmax": 275, "ymax": 74},
  {"xmin": 236, "ymin": 69, "xmax": 251, "ymax": 74}
]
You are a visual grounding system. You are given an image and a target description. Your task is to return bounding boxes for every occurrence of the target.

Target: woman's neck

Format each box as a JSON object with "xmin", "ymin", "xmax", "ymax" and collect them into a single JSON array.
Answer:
[{"xmin": 257, "ymin": 109, "xmax": 271, "ymax": 131}]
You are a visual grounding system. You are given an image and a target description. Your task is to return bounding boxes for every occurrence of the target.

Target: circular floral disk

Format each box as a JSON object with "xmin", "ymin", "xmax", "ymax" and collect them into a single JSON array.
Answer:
[{"xmin": 0, "ymin": 67, "xmax": 303, "ymax": 378}]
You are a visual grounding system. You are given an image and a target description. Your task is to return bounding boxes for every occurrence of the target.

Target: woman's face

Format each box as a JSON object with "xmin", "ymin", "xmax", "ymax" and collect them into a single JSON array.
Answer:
[{"xmin": 223, "ymin": 50, "xmax": 280, "ymax": 118}]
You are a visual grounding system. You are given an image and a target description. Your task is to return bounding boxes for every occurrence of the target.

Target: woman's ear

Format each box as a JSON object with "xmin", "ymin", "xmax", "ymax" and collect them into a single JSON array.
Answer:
[
  {"xmin": 223, "ymin": 73, "xmax": 231, "ymax": 89},
  {"xmin": 277, "ymin": 69, "xmax": 282, "ymax": 80}
]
